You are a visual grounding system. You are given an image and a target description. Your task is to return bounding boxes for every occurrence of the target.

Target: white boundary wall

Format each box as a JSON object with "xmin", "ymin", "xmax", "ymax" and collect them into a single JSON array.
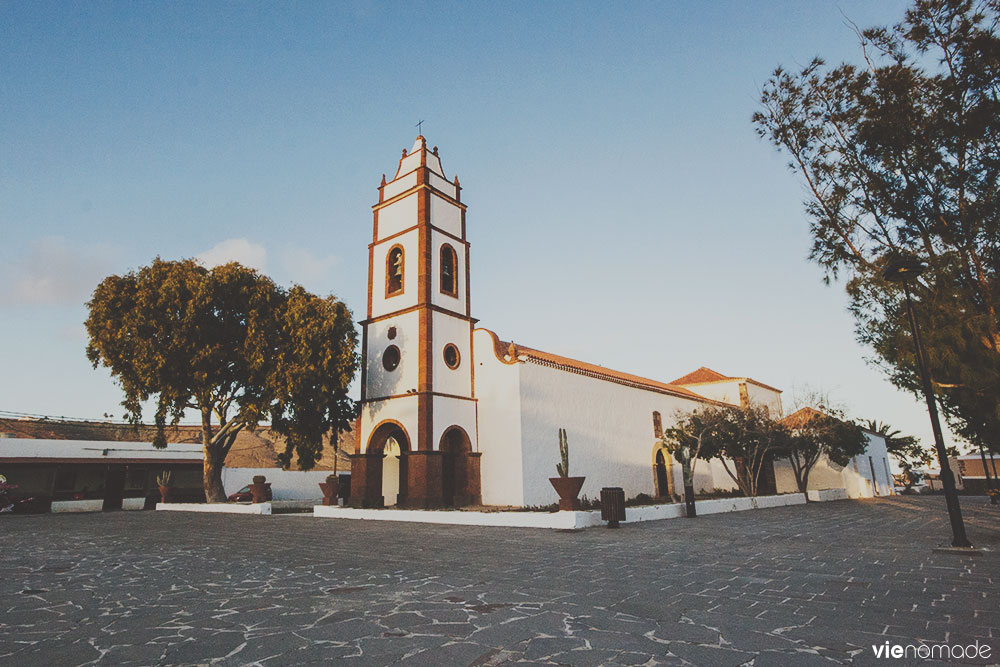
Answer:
[
  {"xmin": 157, "ymin": 502, "xmax": 271, "ymax": 515},
  {"xmin": 51, "ymin": 499, "xmax": 104, "ymax": 513},
  {"xmin": 314, "ymin": 492, "xmax": 816, "ymax": 530},
  {"xmin": 221, "ymin": 468, "xmax": 333, "ymax": 501}
]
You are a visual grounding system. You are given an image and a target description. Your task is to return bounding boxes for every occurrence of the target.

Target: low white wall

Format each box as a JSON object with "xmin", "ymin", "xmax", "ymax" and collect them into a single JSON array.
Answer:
[
  {"xmin": 51, "ymin": 499, "xmax": 104, "ymax": 513},
  {"xmin": 221, "ymin": 468, "xmax": 334, "ymax": 501},
  {"xmin": 50, "ymin": 498, "xmax": 149, "ymax": 512},
  {"xmin": 314, "ymin": 493, "xmax": 810, "ymax": 529},
  {"xmin": 624, "ymin": 503, "xmax": 685, "ymax": 522},
  {"xmin": 695, "ymin": 493, "xmax": 806, "ymax": 515},
  {"xmin": 808, "ymin": 488, "xmax": 847, "ymax": 502},
  {"xmin": 314, "ymin": 505, "xmax": 600, "ymax": 529},
  {"xmin": 157, "ymin": 502, "xmax": 271, "ymax": 515},
  {"xmin": 123, "ymin": 497, "xmax": 146, "ymax": 511}
]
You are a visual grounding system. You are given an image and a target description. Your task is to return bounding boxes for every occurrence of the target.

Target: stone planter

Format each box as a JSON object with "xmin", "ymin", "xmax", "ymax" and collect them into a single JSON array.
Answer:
[
  {"xmin": 250, "ymin": 482, "xmax": 271, "ymax": 504},
  {"xmin": 549, "ymin": 476, "xmax": 585, "ymax": 511},
  {"xmin": 319, "ymin": 478, "xmax": 339, "ymax": 506}
]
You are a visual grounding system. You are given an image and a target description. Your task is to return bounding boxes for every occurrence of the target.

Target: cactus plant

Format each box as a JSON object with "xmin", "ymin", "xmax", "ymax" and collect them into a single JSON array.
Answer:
[
  {"xmin": 156, "ymin": 471, "xmax": 171, "ymax": 487},
  {"xmin": 555, "ymin": 428, "xmax": 569, "ymax": 478}
]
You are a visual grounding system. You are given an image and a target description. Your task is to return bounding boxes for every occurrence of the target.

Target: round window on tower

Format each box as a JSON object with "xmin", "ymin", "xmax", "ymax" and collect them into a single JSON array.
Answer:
[
  {"xmin": 383, "ymin": 345, "xmax": 401, "ymax": 371},
  {"xmin": 443, "ymin": 343, "xmax": 460, "ymax": 370}
]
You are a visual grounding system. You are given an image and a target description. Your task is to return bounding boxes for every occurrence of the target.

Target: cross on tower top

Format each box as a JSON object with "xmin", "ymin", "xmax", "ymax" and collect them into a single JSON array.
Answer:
[{"xmin": 415, "ymin": 119, "xmax": 424, "ymax": 135}]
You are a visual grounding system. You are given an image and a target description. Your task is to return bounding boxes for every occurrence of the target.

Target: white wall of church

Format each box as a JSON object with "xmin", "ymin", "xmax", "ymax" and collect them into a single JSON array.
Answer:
[
  {"xmin": 424, "ymin": 151, "xmax": 445, "ymax": 177},
  {"xmin": 705, "ymin": 459, "xmax": 741, "ymax": 493},
  {"xmin": 360, "ymin": 395, "xmax": 419, "ymax": 453},
  {"xmin": 429, "ymin": 172, "xmax": 457, "ymax": 199},
  {"xmin": 366, "ymin": 311, "xmax": 419, "ymax": 399},
  {"xmin": 746, "ymin": 382, "xmax": 783, "ymax": 417},
  {"xmin": 395, "ymin": 151, "xmax": 423, "ymax": 180},
  {"xmin": 682, "ymin": 381, "xmax": 742, "ymax": 406},
  {"xmin": 432, "ymin": 312, "xmax": 472, "ymax": 397},
  {"xmin": 381, "ymin": 172, "xmax": 417, "ymax": 203},
  {"xmin": 473, "ymin": 330, "xmax": 525, "ymax": 506},
  {"xmin": 430, "ymin": 230, "xmax": 465, "ymax": 311},
  {"xmin": 431, "ymin": 396, "xmax": 478, "ymax": 451},
  {"xmin": 773, "ymin": 432, "xmax": 895, "ymax": 499},
  {"xmin": 430, "ymin": 195, "xmax": 462, "ymax": 239},
  {"xmin": 371, "ymin": 231, "xmax": 418, "ymax": 318},
  {"xmin": 376, "ymin": 193, "xmax": 418, "ymax": 241},
  {"xmin": 516, "ymin": 362, "xmax": 708, "ymax": 507}
]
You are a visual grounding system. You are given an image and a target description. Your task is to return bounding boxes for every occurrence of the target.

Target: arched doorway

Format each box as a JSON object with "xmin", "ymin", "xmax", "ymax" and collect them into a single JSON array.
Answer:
[
  {"xmin": 439, "ymin": 426, "xmax": 480, "ymax": 507},
  {"xmin": 382, "ymin": 436, "xmax": 402, "ymax": 507},
  {"xmin": 360, "ymin": 421, "xmax": 411, "ymax": 508},
  {"xmin": 655, "ymin": 449, "xmax": 670, "ymax": 498}
]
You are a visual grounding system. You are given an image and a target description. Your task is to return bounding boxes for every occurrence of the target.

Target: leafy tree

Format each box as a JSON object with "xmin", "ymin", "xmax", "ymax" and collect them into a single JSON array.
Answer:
[
  {"xmin": 782, "ymin": 407, "xmax": 869, "ymax": 499},
  {"xmin": 866, "ymin": 419, "xmax": 933, "ymax": 491},
  {"xmin": 754, "ymin": 0, "xmax": 1000, "ymax": 455},
  {"xmin": 708, "ymin": 404, "xmax": 789, "ymax": 498},
  {"xmin": 660, "ymin": 405, "xmax": 732, "ymax": 517},
  {"xmin": 85, "ymin": 258, "xmax": 358, "ymax": 502}
]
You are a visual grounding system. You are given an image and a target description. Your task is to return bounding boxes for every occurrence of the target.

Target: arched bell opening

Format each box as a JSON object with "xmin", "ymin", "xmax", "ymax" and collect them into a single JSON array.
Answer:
[{"xmin": 439, "ymin": 426, "xmax": 481, "ymax": 507}]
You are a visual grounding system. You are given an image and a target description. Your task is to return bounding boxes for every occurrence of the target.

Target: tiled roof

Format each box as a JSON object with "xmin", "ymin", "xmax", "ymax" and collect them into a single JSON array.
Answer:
[
  {"xmin": 671, "ymin": 366, "xmax": 783, "ymax": 394},
  {"xmin": 670, "ymin": 367, "xmax": 732, "ymax": 385},
  {"xmin": 779, "ymin": 406, "xmax": 828, "ymax": 428},
  {"xmin": 478, "ymin": 329, "xmax": 728, "ymax": 405}
]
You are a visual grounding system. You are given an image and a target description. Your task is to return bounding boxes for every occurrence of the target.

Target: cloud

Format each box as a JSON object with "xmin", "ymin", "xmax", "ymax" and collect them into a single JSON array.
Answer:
[
  {"xmin": 193, "ymin": 239, "xmax": 338, "ymax": 289},
  {"xmin": 1, "ymin": 236, "xmax": 118, "ymax": 306},
  {"xmin": 280, "ymin": 246, "xmax": 339, "ymax": 287},
  {"xmin": 195, "ymin": 238, "xmax": 268, "ymax": 272}
]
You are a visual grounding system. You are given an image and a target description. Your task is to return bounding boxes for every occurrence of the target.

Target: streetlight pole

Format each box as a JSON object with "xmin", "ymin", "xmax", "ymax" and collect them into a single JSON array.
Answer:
[{"xmin": 885, "ymin": 255, "xmax": 971, "ymax": 548}]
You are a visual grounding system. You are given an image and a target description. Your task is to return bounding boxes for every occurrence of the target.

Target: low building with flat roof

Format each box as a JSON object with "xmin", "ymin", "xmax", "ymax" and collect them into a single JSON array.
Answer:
[{"xmin": 0, "ymin": 438, "xmax": 204, "ymax": 512}]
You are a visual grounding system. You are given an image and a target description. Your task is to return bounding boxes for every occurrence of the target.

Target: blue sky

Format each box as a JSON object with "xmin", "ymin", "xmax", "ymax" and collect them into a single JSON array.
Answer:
[{"xmin": 3, "ymin": 1, "xmax": 953, "ymax": 449}]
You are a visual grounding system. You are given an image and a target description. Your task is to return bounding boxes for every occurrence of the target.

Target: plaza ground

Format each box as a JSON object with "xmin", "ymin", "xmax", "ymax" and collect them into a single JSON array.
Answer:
[{"xmin": 0, "ymin": 496, "xmax": 997, "ymax": 666}]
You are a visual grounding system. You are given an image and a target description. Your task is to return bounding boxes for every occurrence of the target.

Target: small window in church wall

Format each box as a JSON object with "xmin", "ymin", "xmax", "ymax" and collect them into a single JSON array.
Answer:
[
  {"xmin": 652, "ymin": 411, "xmax": 663, "ymax": 438},
  {"xmin": 440, "ymin": 244, "xmax": 457, "ymax": 297},
  {"xmin": 386, "ymin": 246, "xmax": 404, "ymax": 296},
  {"xmin": 382, "ymin": 345, "xmax": 401, "ymax": 371},
  {"xmin": 443, "ymin": 343, "xmax": 460, "ymax": 369}
]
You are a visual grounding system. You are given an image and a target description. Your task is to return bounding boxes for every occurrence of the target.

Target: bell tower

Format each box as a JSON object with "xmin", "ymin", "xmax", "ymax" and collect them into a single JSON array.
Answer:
[{"xmin": 351, "ymin": 136, "xmax": 481, "ymax": 508}]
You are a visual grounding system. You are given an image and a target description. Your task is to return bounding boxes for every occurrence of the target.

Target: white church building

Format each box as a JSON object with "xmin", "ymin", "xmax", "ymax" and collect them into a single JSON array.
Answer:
[{"xmin": 350, "ymin": 137, "xmax": 892, "ymax": 509}]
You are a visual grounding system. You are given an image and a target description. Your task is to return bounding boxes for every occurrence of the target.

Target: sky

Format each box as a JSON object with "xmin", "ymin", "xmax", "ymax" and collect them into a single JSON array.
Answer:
[{"xmin": 2, "ymin": 0, "xmax": 960, "ymax": 452}]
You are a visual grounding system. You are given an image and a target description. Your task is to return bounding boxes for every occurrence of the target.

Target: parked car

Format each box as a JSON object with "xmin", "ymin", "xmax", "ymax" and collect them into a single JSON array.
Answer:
[{"xmin": 227, "ymin": 484, "xmax": 272, "ymax": 503}]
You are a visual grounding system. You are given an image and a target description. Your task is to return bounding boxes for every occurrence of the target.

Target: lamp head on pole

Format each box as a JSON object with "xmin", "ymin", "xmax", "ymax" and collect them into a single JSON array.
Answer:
[{"xmin": 882, "ymin": 253, "xmax": 927, "ymax": 283}]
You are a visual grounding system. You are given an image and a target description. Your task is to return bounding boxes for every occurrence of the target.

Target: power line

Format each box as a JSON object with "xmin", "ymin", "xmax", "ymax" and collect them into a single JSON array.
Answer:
[{"xmin": 0, "ymin": 409, "xmax": 203, "ymax": 427}]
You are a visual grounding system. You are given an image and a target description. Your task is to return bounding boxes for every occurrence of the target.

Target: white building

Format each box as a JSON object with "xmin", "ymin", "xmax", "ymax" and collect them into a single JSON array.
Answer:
[
  {"xmin": 349, "ymin": 137, "xmax": 893, "ymax": 508},
  {"xmin": 0, "ymin": 438, "xmax": 204, "ymax": 512}
]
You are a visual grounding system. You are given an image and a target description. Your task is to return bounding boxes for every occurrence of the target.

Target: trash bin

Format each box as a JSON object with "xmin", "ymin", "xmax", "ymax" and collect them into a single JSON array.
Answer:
[{"xmin": 600, "ymin": 487, "xmax": 626, "ymax": 528}]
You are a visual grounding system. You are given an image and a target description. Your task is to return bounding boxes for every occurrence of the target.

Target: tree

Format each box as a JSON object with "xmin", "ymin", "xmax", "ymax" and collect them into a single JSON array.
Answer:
[
  {"xmin": 660, "ymin": 405, "xmax": 731, "ymax": 517},
  {"xmin": 866, "ymin": 419, "xmax": 933, "ymax": 491},
  {"xmin": 709, "ymin": 404, "xmax": 789, "ymax": 498},
  {"xmin": 753, "ymin": 0, "xmax": 1000, "ymax": 455},
  {"xmin": 85, "ymin": 258, "xmax": 358, "ymax": 502},
  {"xmin": 782, "ymin": 407, "xmax": 869, "ymax": 499}
]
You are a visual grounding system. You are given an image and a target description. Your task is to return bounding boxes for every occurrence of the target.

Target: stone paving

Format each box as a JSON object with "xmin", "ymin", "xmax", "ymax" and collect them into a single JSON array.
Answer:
[{"xmin": 0, "ymin": 496, "xmax": 997, "ymax": 666}]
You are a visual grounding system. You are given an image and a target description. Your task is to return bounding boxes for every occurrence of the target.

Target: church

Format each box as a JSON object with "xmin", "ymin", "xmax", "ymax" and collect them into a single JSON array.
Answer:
[{"xmin": 349, "ymin": 137, "xmax": 892, "ymax": 509}]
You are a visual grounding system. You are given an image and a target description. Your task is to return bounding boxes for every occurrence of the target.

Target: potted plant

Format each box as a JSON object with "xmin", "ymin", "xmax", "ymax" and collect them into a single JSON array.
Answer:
[
  {"xmin": 157, "ymin": 471, "xmax": 172, "ymax": 504},
  {"xmin": 319, "ymin": 474, "xmax": 339, "ymax": 506},
  {"xmin": 548, "ymin": 428, "xmax": 585, "ymax": 511},
  {"xmin": 249, "ymin": 475, "xmax": 271, "ymax": 504}
]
